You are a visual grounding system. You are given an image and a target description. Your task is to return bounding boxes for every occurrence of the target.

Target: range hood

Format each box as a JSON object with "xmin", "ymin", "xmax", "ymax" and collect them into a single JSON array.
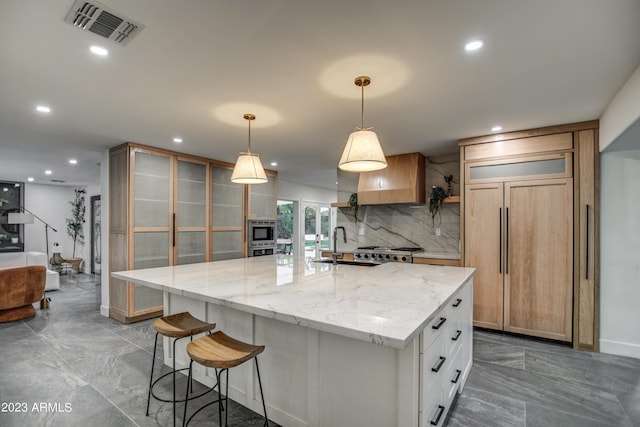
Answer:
[{"xmin": 357, "ymin": 152, "xmax": 425, "ymax": 205}]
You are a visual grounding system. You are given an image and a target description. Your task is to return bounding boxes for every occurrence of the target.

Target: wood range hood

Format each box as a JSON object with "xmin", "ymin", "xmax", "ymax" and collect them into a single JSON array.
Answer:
[{"xmin": 357, "ymin": 152, "xmax": 426, "ymax": 205}]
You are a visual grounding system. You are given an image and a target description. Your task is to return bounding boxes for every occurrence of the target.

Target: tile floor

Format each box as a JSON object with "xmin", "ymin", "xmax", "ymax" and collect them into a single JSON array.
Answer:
[{"xmin": 1, "ymin": 273, "xmax": 639, "ymax": 426}]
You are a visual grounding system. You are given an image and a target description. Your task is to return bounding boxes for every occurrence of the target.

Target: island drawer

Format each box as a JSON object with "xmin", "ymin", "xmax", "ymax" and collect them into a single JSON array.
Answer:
[
  {"xmin": 445, "ymin": 294, "xmax": 467, "ymax": 356},
  {"xmin": 423, "ymin": 309, "xmax": 448, "ymax": 349},
  {"xmin": 421, "ymin": 382, "xmax": 447, "ymax": 427},
  {"xmin": 444, "ymin": 344, "xmax": 464, "ymax": 406},
  {"xmin": 421, "ymin": 331, "xmax": 446, "ymax": 394}
]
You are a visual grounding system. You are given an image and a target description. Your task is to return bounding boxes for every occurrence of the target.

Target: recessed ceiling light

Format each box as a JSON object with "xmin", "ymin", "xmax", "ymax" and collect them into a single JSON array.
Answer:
[
  {"xmin": 491, "ymin": 126, "xmax": 503, "ymax": 132},
  {"xmin": 36, "ymin": 105, "xmax": 51, "ymax": 113},
  {"xmin": 464, "ymin": 39, "xmax": 484, "ymax": 52},
  {"xmin": 270, "ymin": 162, "xmax": 277, "ymax": 167},
  {"xmin": 28, "ymin": 177, "xmax": 34, "ymax": 182},
  {"xmin": 2, "ymin": 187, "xmax": 7, "ymax": 192},
  {"xmin": 45, "ymin": 170, "xmax": 52, "ymax": 175},
  {"xmin": 69, "ymin": 159, "xmax": 78, "ymax": 165},
  {"xmin": 173, "ymin": 137, "xmax": 183, "ymax": 143},
  {"xmin": 90, "ymin": 45, "xmax": 109, "ymax": 56}
]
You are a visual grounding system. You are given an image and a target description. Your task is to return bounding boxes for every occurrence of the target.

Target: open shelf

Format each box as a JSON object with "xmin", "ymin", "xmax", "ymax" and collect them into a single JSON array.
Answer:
[
  {"xmin": 443, "ymin": 196, "xmax": 460, "ymax": 203},
  {"xmin": 330, "ymin": 202, "xmax": 350, "ymax": 208}
]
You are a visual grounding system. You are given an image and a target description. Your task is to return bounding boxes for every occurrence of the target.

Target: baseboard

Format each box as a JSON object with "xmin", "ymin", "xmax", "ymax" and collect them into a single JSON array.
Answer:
[
  {"xmin": 599, "ymin": 338, "xmax": 640, "ymax": 359},
  {"xmin": 100, "ymin": 305, "xmax": 109, "ymax": 317}
]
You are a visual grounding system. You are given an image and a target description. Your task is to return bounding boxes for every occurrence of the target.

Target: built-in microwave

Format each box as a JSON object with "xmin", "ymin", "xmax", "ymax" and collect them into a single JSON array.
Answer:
[{"xmin": 248, "ymin": 220, "xmax": 276, "ymax": 248}]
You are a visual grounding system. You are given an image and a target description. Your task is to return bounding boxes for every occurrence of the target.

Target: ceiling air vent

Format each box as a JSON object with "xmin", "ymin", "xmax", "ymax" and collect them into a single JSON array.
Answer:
[{"xmin": 64, "ymin": 0, "xmax": 145, "ymax": 46}]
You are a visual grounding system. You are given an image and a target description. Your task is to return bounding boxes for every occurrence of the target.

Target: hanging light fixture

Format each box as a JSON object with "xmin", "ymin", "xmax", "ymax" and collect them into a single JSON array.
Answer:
[
  {"xmin": 230, "ymin": 113, "xmax": 268, "ymax": 184},
  {"xmin": 339, "ymin": 76, "xmax": 387, "ymax": 172}
]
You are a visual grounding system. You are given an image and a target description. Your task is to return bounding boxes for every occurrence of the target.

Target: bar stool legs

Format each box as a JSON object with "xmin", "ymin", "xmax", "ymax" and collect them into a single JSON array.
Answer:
[
  {"xmin": 144, "ymin": 312, "xmax": 216, "ymax": 427},
  {"xmin": 182, "ymin": 331, "xmax": 269, "ymax": 427}
]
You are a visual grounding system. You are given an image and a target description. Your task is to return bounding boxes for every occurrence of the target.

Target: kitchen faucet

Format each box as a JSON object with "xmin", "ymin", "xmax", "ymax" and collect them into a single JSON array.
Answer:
[{"xmin": 332, "ymin": 226, "xmax": 347, "ymax": 264}]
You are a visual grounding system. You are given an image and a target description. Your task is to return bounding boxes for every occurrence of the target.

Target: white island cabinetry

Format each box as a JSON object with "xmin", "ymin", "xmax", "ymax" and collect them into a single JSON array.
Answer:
[{"xmin": 113, "ymin": 257, "xmax": 474, "ymax": 427}]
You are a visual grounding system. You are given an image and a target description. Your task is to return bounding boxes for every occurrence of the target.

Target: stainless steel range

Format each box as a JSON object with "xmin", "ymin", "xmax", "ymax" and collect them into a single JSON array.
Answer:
[{"xmin": 353, "ymin": 246, "xmax": 422, "ymax": 264}]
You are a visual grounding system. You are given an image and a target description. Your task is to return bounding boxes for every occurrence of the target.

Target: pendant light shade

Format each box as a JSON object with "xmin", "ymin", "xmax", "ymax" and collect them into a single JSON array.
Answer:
[
  {"xmin": 231, "ymin": 113, "xmax": 268, "ymax": 184},
  {"xmin": 339, "ymin": 76, "xmax": 387, "ymax": 172}
]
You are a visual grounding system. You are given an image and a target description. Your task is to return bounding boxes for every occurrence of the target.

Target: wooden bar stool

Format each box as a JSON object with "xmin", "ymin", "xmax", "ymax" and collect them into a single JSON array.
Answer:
[
  {"xmin": 146, "ymin": 312, "xmax": 216, "ymax": 427},
  {"xmin": 182, "ymin": 331, "xmax": 269, "ymax": 427}
]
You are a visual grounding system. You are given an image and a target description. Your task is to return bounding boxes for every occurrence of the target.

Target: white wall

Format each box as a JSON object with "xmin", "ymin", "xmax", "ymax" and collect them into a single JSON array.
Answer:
[
  {"xmin": 99, "ymin": 149, "xmax": 109, "ymax": 316},
  {"xmin": 277, "ymin": 179, "xmax": 336, "ymax": 205},
  {"xmin": 599, "ymin": 150, "xmax": 640, "ymax": 358},
  {"xmin": 600, "ymin": 63, "xmax": 640, "ymax": 151},
  {"xmin": 23, "ymin": 183, "xmax": 90, "ymax": 271}
]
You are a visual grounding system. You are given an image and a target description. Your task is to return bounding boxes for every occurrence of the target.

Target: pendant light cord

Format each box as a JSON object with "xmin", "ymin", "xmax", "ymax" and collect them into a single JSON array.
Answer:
[
  {"xmin": 247, "ymin": 116, "xmax": 252, "ymax": 153},
  {"xmin": 361, "ymin": 82, "xmax": 365, "ymax": 130}
]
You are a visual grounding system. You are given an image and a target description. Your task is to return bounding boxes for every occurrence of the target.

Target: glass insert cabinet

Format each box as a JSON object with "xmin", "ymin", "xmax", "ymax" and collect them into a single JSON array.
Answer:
[{"xmin": 109, "ymin": 143, "xmax": 277, "ymax": 323}]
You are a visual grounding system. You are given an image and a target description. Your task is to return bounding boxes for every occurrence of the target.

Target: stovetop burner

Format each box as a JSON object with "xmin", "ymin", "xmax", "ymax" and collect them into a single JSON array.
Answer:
[{"xmin": 354, "ymin": 246, "xmax": 422, "ymax": 263}]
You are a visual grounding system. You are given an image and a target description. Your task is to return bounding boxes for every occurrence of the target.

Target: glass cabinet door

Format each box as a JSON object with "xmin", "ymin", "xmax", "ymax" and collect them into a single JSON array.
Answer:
[
  {"xmin": 176, "ymin": 159, "xmax": 208, "ymax": 265},
  {"xmin": 131, "ymin": 149, "xmax": 171, "ymax": 312},
  {"xmin": 249, "ymin": 173, "xmax": 276, "ymax": 219},
  {"xmin": 211, "ymin": 166, "xmax": 244, "ymax": 260}
]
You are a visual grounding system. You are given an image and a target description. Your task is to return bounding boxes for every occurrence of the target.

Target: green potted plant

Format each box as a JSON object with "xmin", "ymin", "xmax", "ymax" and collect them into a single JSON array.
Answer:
[
  {"xmin": 348, "ymin": 192, "xmax": 359, "ymax": 224},
  {"xmin": 429, "ymin": 186, "xmax": 448, "ymax": 226},
  {"xmin": 66, "ymin": 188, "xmax": 86, "ymax": 273}
]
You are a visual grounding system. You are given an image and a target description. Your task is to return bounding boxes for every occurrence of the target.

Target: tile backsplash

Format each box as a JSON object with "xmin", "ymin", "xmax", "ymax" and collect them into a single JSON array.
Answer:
[{"xmin": 336, "ymin": 153, "xmax": 460, "ymax": 256}]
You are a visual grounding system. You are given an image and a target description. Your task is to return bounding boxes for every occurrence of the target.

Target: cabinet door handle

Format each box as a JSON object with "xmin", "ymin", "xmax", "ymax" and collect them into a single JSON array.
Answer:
[
  {"xmin": 505, "ymin": 207, "xmax": 509, "ymax": 274},
  {"xmin": 430, "ymin": 405, "xmax": 445, "ymax": 426},
  {"xmin": 585, "ymin": 204, "xmax": 590, "ymax": 280},
  {"xmin": 451, "ymin": 369, "xmax": 462, "ymax": 384},
  {"xmin": 432, "ymin": 317, "xmax": 447, "ymax": 330},
  {"xmin": 499, "ymin": 207, "xmax": 502, "ymax": 273},
  {"xmin": 452, "ymin": 298, "xmax": 462, "ymax": 308},
  {"xmin": 452, "ymin": 330, "xmax": 462, "ymax": 341},
  {"xmin": 172, "ymin": 213, "xmax": 176, "ymax": 247},
  {"xmin": 432, "ymin": 356, "xmax": 446, "ymax": 373}
]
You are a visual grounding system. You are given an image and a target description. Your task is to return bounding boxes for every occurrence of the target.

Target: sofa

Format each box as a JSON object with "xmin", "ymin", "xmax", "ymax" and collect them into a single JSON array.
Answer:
[
  {"xmin": 0, "ymin": 265, "xmax": 46, "ymax": 322},
  {"xmin": 0, "ymin": 252, "xmax": 60, "ymax": 291}
]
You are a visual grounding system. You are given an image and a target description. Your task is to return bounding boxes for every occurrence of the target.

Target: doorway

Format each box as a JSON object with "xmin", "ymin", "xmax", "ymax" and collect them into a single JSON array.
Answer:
[{"xmin": 303, "ymin": 203, "xmax": 331, "ymax": 259}]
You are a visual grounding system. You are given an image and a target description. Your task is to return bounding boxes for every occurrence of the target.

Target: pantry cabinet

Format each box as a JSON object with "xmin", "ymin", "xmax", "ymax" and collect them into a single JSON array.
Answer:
[
  {"xmin": 109, "ymin": 142, "xmax": 276, "ymax": 323},
  {"xmin": 459, "ymin": 121, "xmax": 599, "ymax": 349}
]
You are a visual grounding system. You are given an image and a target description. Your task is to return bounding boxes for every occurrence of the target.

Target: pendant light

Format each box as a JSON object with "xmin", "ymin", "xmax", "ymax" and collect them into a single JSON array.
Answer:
[
  {"xmin": 230, "ymin": 113, "xmax": 268, "ymax": 184},
  {"xmin": 338, "ymin": 76, "xmax": 387, "ymax": 172}
]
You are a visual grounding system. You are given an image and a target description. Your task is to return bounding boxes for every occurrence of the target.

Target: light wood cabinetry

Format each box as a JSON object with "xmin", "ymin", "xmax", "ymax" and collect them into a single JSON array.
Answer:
[
  {"xmin": 211, "ymin": 165, "xmax": 245, "ymax": 261},
  {"xmin": 459, "ymin": 121, "xmax": 599, "ymax": 349},
  {"xmin": 109, "ymin": 143, "xmax": 277, "ymax": 323},
  {"xmin": 357, "ymin": 152, "xmax": 425, "ymax": 205},
  {"xmin": 503, "ymin": 178, "xmax": 573, "ymax": 341},
  {"xmin": 248, "ymin": 170, "xmax": 277, "ymax": 219}
]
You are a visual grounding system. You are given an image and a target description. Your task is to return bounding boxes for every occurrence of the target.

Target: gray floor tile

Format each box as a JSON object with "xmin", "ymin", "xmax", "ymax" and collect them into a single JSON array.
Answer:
[
  {"xmin": 474, "ymin": 336, "xmax": 525, "ymax": 370},
  {"xmin": 446, "ymin": 386, "xmax": 525, "ymax": 427}
]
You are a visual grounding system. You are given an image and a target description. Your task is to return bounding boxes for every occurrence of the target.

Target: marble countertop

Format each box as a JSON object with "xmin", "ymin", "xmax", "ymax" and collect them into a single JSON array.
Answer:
[{"xmin": 112, "ymin": 255, "xmax": 474, "ymax": 349}]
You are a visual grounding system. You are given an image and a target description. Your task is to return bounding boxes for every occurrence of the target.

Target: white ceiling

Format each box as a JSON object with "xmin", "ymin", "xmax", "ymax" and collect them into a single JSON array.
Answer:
[{"xmin": 1, "ymin": 0, "xmax": 639, "ymax": 189}]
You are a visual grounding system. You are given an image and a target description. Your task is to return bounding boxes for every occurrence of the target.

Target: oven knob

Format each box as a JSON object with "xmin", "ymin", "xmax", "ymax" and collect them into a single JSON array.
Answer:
[
  {"xmin": 393, "ymin": 256, "xmax": 398, "ymax": 261},
  {"xmin": 401, "ymin": 256, "xmax": 407, "ymax": 262},
  {"xmin": 356, "ymin": 253, "xmax": 361, "ymax": 258},
  {"xmin": 364, "ymin": 254, "xmax": 369, "ymax": 259},
  {"xmin": 385, "ymin": 254, "xmax": 391, "ymax": 259}
]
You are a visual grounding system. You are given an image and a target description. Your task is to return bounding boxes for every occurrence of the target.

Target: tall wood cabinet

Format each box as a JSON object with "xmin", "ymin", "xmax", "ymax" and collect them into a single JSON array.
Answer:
[
  {"xmin": 109, "ymin": 142, "xmax": 276, "ymax": 323},
  {"xmin": 459, "ymin": 121, "xmax": 599, "ymax": 349}
]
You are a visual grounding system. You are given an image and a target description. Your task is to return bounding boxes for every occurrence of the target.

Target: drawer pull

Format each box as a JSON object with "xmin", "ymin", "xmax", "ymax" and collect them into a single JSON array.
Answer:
[
  {"xmin": 452, "ymin": 298, "xmax": 462, "ymax": 308},
  {"xmin": 451, "ymin": 369, "xmax": 462, "ymax": 384},
  {"xmin": 430, "ymin": 405, "xmax": 445, "ymax": 426},
  {"xmin": 452, "ymin": 330, "xmax": 462, "ymax": 341},
  {"xmin": 432, "ymin": 356, "xmax": 446, "ymax": 373},
  {"xmin": 432, "ymin": 317, "xmax": 447, "ymax": 330}
]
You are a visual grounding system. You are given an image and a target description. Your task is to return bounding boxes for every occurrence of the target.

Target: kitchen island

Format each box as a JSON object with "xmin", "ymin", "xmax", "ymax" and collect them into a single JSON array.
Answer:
[{"xmin": 112, "ymin": 255, "xmax": 474, "ymax": 427}]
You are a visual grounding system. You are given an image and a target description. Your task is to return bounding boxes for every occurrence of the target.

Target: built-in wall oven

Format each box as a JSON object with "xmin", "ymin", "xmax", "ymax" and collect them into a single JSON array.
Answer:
[{"xmin": 248, "ymin": 220, "xmax": 276, "ymax": 256}]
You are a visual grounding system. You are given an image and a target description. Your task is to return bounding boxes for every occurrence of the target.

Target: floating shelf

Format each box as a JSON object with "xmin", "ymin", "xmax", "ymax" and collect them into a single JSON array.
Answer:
[
  {"xmin": 443, "ymin": 196, "xmax": 460, "ymax": 203},
  {"xmin": 330, "ymin": 202, "xmax": 350, "ymax": 208}
]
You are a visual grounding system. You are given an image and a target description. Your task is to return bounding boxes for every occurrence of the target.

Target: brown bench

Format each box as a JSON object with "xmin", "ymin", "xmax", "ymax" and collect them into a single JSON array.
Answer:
[{"xmin": 0, "ymin": 266, "xmax": 46, "ymax": 322}]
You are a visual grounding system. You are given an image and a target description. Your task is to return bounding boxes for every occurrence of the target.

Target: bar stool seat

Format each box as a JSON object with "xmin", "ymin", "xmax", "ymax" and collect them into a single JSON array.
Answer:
[
  {"xmin": 146, "ymin": 312, "xmax": 216, "ymax": 427},
  {"xmin": 183, "ymin": 331, "xmax": 269, "ymax": 426}
]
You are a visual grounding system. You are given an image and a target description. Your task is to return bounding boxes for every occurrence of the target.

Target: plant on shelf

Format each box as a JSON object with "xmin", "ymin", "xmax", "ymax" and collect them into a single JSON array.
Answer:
[
  {"xmin": 66, "ymin": 188, "xmax": 86, "ymax": 272},
  {"xmin": 348, "ymin": 192, "xmax": 359, "ymax": 224},
  {"xmin": 429, "ymin": 186, "xmax": 448, "ymax": 226},
  {"xmin": 444, "ymin": 174, "xmax": 454, "ymax": 196}
]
